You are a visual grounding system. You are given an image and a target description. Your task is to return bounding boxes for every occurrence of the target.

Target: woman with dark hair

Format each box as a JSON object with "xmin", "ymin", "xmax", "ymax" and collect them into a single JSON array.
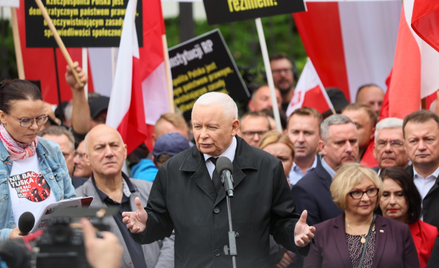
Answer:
[
  {"xmin": 377, "ymin": 167, "xmax": 438, "ymax": 268},
  {"xmin": 0, "ymin": 80, "xmax": 76, "ymax": 241}
]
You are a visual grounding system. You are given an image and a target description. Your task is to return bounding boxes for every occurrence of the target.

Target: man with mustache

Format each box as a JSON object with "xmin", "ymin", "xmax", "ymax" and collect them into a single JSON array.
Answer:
[
  {"xmin": 292, "ymin": 114, "xmax": 359, "ymax": 226},
  {"xmin": 286, "ymin": 108, "xmax": 322, "ymax": 186},
  {"xmin": 403, "ymin": 110, "xmax": 439, "ymax": 230},
  {"xmin": 373, "ymin": 118, "xmax": 409, "ymax": 172},
  {"xmin": 270, "ymin": 53, "xmax": 296, "ymax": 111}
]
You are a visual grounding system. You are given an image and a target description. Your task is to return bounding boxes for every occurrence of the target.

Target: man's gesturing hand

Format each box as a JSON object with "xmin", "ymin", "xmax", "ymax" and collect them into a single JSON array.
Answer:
[
  {"xmin": 122, "ymin": 197, "xmax": 148, "ymax": 233},
  {"xmin": 294, "ymin": 210, "xmax": 316, "ymax": 247}
]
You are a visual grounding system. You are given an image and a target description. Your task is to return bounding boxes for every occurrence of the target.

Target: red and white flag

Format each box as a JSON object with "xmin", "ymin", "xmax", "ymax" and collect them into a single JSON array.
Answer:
[
  {"xmin": 286, "ymin": 58, "xmax": 333, "ymax": 117},
  {"xmin": 411, "ymin": 0, "xmax": 439, "ymax": 53},
  {"xmin": 106, "ymin": 0, "xmax": 170, "ymax": 154},
  {"xmin": 387, "ymin": 0, "xmax": 439, "ymax": 119}
]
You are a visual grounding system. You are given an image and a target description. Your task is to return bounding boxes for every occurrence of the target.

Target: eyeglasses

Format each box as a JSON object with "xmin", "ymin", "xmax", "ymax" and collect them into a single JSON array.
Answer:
[
  {"xmin": 348, "ymin": 188, "xmax": 379, "ymax": 199},
  {"xmin": 376, "ymin": 140, "xmax": 404, "ymax": 149},
  {"xmin": 74, "ymin": 151, "xmax": 84, "ymax": 160},
  {"xmin": 272, "ymin": 68, "xmax": 292, "ymax": 76},
  {"xmin": 241, "ymin": 131, "xmax": 267, "ymax": 139},
  {"xmin": 9, "ymin": 114, "xmax": 48, "ymax": 128}
]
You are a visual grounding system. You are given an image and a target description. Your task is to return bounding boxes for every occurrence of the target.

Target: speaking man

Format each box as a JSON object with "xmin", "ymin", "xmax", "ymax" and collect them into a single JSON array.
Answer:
[
  {"xmin": 122, "ymin": 92, "xmax": 315, "ymax": 268},
  {"xmin": 403, "ymin": 110, "xmax": 439, "ymax": 229},
  {"xmin": 292, "ymin": 114, "xmax": 359, "ymax": 226},
  {"xmin": 76, "ymin": 125, "xmax": 174, "ymax": 268}
]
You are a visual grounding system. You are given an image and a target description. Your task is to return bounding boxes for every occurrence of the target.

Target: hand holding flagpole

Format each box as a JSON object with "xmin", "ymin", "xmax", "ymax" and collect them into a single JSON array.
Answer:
[{"xmin": 34, "ymin": 0, "xmax": 84, "ymax": 87}]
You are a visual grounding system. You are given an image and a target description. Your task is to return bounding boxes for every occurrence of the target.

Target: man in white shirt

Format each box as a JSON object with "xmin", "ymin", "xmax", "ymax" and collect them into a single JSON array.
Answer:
[{"xmin": 285, "ymin": 107, "xmax": 322, "ymax": 185}]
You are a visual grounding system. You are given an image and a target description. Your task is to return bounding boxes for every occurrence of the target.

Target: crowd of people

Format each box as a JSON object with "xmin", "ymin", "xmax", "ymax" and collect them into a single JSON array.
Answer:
[{"xmin": 0, "ymin": 52, "xmax": 438, "ymax": 268}]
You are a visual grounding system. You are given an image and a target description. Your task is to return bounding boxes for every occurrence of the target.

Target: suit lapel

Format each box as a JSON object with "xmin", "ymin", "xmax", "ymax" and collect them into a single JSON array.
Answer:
[
  {"xmin": 332, "ymin": 215, "xmax": 353, "ymax": 268},
  {"xmin": 371, "ymin": 216, "xmax": 387, "ymax": 268},
  {"xmin": 214, "ymin": 137, "xmax": 257, "ymax": 206},
  {"xmin": 180, "ymin": 148, "xmax": 217, "ymax": 202}
]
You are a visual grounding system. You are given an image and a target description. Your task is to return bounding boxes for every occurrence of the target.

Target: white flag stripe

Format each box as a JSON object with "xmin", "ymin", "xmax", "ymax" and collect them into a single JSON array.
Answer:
[{"xmin": 106, "ymin": 0, "xmax": 138, "ymax": 129}]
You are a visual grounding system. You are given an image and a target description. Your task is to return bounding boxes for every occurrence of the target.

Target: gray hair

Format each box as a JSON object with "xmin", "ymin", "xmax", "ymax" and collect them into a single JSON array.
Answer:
[
  {"xmin": 192, "ymin": 92, "xmax": 238, "ymax": 120},
  {"xmin": 38, "ymin": 125, "xmax": 75, "ymax": 150},
  {"xmin": 320, "ymin": 114, "xmax": 355, "ymax": 142},
  {"xmin": 374, "ymin": 117, "xmax": 403, "ymax": 142}
]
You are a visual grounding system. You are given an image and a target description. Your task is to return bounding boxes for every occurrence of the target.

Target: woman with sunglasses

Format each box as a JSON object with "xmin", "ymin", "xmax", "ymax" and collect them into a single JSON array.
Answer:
[
  {"xmin": 304, "ymin": 163, "xmax": 419, "ymax": 268},
  {"xmin": 377, "ymin": 167, "xmax": 438, "ymax": 268},
  {"xmin": 0, "ymin": 80, "xmax": 76, "ymax": 241}
]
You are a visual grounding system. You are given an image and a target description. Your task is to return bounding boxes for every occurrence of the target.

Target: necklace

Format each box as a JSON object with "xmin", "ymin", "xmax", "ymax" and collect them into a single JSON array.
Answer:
[{"xmin": 346, "ymin": 222, "xmax": 375, "ymax": 244}]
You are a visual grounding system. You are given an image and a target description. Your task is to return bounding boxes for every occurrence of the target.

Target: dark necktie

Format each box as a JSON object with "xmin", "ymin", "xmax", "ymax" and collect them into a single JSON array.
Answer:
[{"xmin": 209, "ymin": 157, "xmax": 222, "ymax": 194}]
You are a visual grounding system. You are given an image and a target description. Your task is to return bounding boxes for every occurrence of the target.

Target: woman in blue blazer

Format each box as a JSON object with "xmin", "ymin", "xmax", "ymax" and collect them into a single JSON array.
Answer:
[{"xmin": 304, "ymin": 163, "xmax": 419, "ymax": 268}]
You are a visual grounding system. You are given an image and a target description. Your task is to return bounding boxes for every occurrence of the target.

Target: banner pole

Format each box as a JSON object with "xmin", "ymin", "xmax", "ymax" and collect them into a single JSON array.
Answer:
[
  {"xmin": 255, "ymin": 18, "xmax": 282, "ymax": 132},
  {"xmin": 34, "ymin": 0, "xmax": 83, "ymax": 87},
  {"xmin": 162, "ymin": 34, "xmax": 174, "ymax": 113},
  {"xmin": 10, "ymin": 7, "xmax": 24, "ymax": 79}
]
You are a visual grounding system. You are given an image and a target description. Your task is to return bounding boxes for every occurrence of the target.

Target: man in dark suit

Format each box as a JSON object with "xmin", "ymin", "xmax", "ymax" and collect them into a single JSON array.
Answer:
[
  {"xmin": 123, "ymin": 92, "xmax": 315, "ymax": 268},
  {"xmin": 292, "ymin": 114, "xmax": 359, "ymax": 226},
  {"xmin": 403, "ymin": 110, "xmax": 439, "ymax": 230}
]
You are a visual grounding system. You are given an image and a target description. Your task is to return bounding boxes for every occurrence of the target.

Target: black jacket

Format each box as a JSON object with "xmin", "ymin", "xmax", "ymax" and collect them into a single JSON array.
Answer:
[
  {"xmin": 406, "ymin": 165, "xmax": 439, "ymax": 230},
  {"xmin": 132, "ymin": 136, "xmax": 310, "ymax": 268}
]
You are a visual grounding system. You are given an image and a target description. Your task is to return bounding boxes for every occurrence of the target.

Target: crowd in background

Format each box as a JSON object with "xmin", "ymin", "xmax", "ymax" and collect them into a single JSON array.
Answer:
[{"xmin": 1, "ymin": 51, "xmax": 439, "ymax": 268}]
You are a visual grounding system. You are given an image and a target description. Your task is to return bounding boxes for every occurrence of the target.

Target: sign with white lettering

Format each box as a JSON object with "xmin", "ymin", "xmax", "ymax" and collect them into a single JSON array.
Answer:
[
  {"xmin": 203, "ymin": 0, "xmax": 305, "ymax": 25},
  {"xmin": 169, "ymin": 29, "xmax": 249, "ymax": 121},
  {"xmin": 24, "ymin": 0, "xmax": 142, "ymax": 47}
]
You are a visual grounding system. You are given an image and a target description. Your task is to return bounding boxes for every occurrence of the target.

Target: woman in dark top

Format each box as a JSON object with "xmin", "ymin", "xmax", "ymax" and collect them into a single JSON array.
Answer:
[{"xmin": 304, "ymin": 163, "xmax": 419, "ymax": 268}]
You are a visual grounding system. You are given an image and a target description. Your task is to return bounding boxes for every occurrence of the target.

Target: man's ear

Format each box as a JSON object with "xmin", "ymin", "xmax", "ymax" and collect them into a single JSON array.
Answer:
[
  {"xmin": 231, "ymin": 119, "xmax": 240, "ymax": 136},
  {"xmin": 318, "ymin": 140, "xmax": 326, "ymax": 155}
]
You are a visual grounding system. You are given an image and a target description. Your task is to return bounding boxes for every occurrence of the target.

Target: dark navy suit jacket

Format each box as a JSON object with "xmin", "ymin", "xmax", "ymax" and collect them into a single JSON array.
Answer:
[{"xmin": 291, "ymin": 158, "xmax": 343, "ymax": 226}]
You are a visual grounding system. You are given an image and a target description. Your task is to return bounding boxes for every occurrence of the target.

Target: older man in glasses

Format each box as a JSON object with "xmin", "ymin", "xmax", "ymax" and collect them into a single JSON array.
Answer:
[{"xmin": 373, "ymin": 118, "xmax": 410, "ymax": 173}]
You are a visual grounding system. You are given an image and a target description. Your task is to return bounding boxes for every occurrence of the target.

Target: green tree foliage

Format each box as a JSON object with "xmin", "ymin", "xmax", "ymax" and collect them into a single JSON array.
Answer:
[{"xmin": 0, "ymin": 19, "xmax": 18, "ymax": 80}]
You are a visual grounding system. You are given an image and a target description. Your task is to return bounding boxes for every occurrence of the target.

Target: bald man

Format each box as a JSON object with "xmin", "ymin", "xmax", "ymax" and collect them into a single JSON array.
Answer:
[
  {"xmin": 355, "ymin": 84, "xmax": 385, "ymax": 117},
  {"xmin": 76, "ymin": 125, "xmax": 174, "ymax": 268}
]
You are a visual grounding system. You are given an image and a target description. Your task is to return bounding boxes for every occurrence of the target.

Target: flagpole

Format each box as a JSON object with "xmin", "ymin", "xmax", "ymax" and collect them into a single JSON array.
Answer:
[
  {"xmin": 10, "ymin": 7, "xmax": 24, "ymax": 79},
  {"xmin": 34, "ymin": 0, "xmax": 83, "ymax": 87},
  {"xmin": 162, "ymin": 34, "xmax": 175, "ymax": 113},
  {"xmin": 255, "ymin": 18, "xmax": 282, "ymax": 132}
]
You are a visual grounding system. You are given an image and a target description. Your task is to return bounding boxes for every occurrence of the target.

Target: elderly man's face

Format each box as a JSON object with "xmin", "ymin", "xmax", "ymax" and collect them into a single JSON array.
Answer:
[
  {"xmin": 74, "ymin": 140, "xmax": 92, "ymax": 178},
  {"xmin": 239, "ymin": 116, "xmax": 270, "ymax": 147},
  {"xmin": 42, "ymin": 134, "xmax": 74, "ymax": 176},
  {"xmin": 320, "ymin": 123, "xmax": 359, "ymax": 171},
  {"xmin": 85, "ymin": 125, "xmax": 127, "ymax": 177},
  {"xmin": 374, "ymin": 127, "xmax": 409, "ymax": 169},
  {"xmin": 192, "ymin": 104, "xmax": 239, "ymax": 157}
]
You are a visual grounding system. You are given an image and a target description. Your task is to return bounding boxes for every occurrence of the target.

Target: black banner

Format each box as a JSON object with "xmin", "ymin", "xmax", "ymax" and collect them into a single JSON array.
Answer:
[
  {"xmin": 203, "ymin": 0, "xmax": 306, "ymax": 25},
  {"xmin": 169, "ymin": 29, "xmax": 250, "ymax": 121},
  {"xmin": 25, "ymin": 0, "xmax": 142, "ymax": 48}
]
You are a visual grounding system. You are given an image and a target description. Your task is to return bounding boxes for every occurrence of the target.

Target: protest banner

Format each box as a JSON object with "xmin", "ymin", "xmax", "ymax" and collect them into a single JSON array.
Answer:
[
  {"xmin": 169, "ymin": 29, "xmax": 250, "ymax": 121},
  {"xmin": 203, "ymin": 0, "xmax": 305, "ymax": 25},
  {"xmin": 24, "ymin": 0, "xmax": 143, "ymax": 47}
]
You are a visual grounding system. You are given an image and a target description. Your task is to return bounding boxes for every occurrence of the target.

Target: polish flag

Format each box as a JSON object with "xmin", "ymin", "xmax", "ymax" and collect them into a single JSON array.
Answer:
[
  {"xmin": 411, "ymin": 0, "xmax": 439, "ymax": 53},
  {"xmin": 106, "ymin": 0, "xmax": 170, "ymax": 154},
  {"xmin": 286, "ymin": 58, "xmax": 333, "ymax": 117},
  {"xmin": 387, "ymin": 0, "xmax": 439, "ymax": 119},
  {"xmin": 294, "ymin": 1, "xmax": 401, "ymax": 102}
]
